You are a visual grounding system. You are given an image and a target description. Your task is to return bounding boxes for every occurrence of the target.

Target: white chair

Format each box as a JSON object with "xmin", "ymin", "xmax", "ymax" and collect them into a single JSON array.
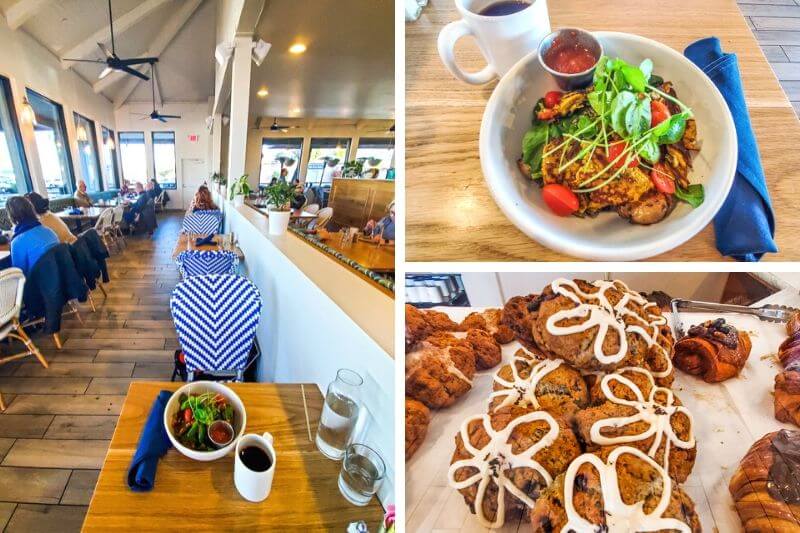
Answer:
[
  {"xmin": 0, "ymin": 268, "xmax": 48, "ymax": 410},
  {"xmin": 94, "ymin": 208, "xmax": 116, "ymax": 251},
  {"xmin": 305, "ymin": 204, "xmax": 320, "ymax": 215},
  {"xmin": 311, "ymin": 207, "xmax": 333, "ymax": 231},
  {"xmin": 111, "ymin": 204, "xmax": 127, "ymax": 248}
]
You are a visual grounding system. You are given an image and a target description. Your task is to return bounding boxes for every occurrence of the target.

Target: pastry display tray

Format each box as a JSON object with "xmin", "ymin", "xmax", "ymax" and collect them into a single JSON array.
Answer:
[{"xmin": 406, "ymin": 290, "xmax": 800, "ymax": 532}]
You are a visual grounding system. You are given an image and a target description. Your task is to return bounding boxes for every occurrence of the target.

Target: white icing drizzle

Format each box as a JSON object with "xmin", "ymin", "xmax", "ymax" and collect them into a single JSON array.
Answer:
[
  {"xmin": 448, "ymin": 411, "xmax": 560, "ymax": 529},
  {"xmin": 546, "ymin": 279, "xmax": 672, "ymax": 373},
  {"xmin": 561, "ymin": 446, "xmax": 692, "ymax": 533},
  {"xmin": 406, "ymin": 343, "xmax": 472, "ymax": 385},
  {"xmin": 589, "ymin": 367, "xmax": 695, "ymax": 474},
  {"xmin": 489, "ymin": 357, "xmax": 563, "ymax": 412}
]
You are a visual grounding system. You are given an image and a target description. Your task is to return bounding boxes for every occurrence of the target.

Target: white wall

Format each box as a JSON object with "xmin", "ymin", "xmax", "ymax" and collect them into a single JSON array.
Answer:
[
  {"xmin": 0, "ymin": 14, "xmax": 117, "ymax": 196},
  {"xmin": 115, "ymin": 102, "xmax": 212, "ymax": 210}
]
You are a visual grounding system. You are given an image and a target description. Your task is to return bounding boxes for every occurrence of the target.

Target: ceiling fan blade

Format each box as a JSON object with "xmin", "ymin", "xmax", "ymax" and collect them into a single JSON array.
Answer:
[
  {"xmin": 97, "ymin": 42, "xmax": 114, "ymax": 59},
  {"xmin": 156, "ymin": 116, "xmax": 167, "ymax": 123},
  {"xmin": 63, "ymin": 58, "xmax": 106, "ymax": 64},
  {"xmin": 98, "ymin": 66, "xmax": 113, "ymax": 79},
  {"xmin": 119, "ymin": 65, "xmax": 150, "ymax": 81},
  {"xmin": 160, "ymin": 115, "xmax": 181, "ymax": 119},
  {"xmin": 118, "ymin": 57, "xmax": 159, "ymax": 66}
]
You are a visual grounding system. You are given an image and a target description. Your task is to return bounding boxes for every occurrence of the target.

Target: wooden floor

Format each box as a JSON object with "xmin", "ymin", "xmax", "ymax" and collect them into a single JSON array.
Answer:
[
  {"xmin": 0, "ymin": 212, "xmax": 180, "ymax": 532},
  {"xmin": 740, "ymin": 0, "xmax": 800, "ymax": 116}
]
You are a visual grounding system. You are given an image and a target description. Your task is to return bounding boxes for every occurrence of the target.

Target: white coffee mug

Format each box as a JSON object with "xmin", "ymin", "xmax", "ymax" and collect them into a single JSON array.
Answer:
[
  {"xmin": 234, "ymin": 432, "xmax": 276, "ymax": 503},
  {"xmin": 438, "ymin": 0, "xmax": 550, "ymax": 84}
]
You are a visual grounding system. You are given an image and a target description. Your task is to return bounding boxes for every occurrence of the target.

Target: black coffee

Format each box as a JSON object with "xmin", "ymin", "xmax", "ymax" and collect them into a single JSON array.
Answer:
[
  {"xmin": 478, "ymin": 0, "xmax": 531, "ymax": 16},
  {"xmin": 239, "ymin": 446, "xmax": 272, "ymax": 472}
]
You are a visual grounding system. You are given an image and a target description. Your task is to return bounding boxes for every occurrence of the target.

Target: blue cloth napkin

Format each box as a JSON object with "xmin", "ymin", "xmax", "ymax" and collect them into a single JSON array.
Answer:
[
  {"xmin": 195, "ymin": 234, "xmax": 215, "ymax": 246},
  {"xmin": 127, "ymin": 390, "xmax": 173, "ymax": 492},
  {"xmin": 685, "ymin": 37, "xmax": 777, "ymax": 262},
  {"xmin": 68, "ymin": 208, "xmax": 82, "ymax": 215}
]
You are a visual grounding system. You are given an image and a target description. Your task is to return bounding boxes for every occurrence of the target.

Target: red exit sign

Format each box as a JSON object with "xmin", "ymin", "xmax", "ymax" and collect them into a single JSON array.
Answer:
[{"xmin": 188, "ymin": 134, "xmax": 199, "ymax": 142}]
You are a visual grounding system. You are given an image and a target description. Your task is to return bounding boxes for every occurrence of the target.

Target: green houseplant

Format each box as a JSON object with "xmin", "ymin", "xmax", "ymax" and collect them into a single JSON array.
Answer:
[
  {"xmin": 264, "ymin": 180, "xmax": 295, "ymax": 235},
  {"xmin": 343, "ymin": 159, "xmax": 363, "ymax": 178},
  {"xmin": 229, "ymin": 174, "xmax": 251, "ymax": 207}
]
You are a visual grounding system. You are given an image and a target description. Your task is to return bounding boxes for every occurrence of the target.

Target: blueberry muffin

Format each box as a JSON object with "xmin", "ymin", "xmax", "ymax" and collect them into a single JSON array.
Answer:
[
  {"xmin": 449, "ymin": 408, "xmax": 581, "ymax": 528},
  {"xmin": 530, "ymin": 446, "xmax": 701, "ymax": 532}
]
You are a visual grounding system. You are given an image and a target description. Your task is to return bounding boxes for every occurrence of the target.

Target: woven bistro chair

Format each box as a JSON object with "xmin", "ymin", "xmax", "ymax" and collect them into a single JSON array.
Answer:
[
  {"xmin": 181, "ymin": 210, "xmax": 222, "ymax": 235},
  {"xmin": 111, "ymin": 204, "xmax": 127, "ymax": 249},
  {"xmin": 175, "ymin": 250, "xmax": 238, "ymax": 278},
  {"xmin": 93, "ymin": 208, "xmax": 117, "ymax": 252},
  {"xmin": 170, "ymin": 274, "xmax": 262, "ymax": 381},
  {"xmin": 310, "ymin": 207, "xmax": 333, "ymax": 231},
  {"xmin": 0, "ymin": 268, "xmax": 48, "ymax": 378}
]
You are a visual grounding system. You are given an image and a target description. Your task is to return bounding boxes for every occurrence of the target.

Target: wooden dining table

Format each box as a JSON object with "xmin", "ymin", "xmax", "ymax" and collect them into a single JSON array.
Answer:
[
  {"xmin": 406, "ymin": 0, "xmax": 800, "ymax": 261},
  {"xmin": 82, "ymin": 382, "xmax": 385, "ymax": 531},
  {"xmin": 320, "ymin": 232, "xmax": 395, "ymax": 272},
  {"xmin": 171, "ymin": 233, "xmax": 245, "ymax": 260},
  {"xmin": 56, "ymin": 206, "xmax": 106, "ymax": 222}
]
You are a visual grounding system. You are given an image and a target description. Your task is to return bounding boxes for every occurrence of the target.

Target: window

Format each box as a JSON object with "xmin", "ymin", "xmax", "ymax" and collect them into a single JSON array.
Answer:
[
  {"xmin": 101, "ymin": 126, "xmax": 120, "ymax": 189},
  {"xmin": 27, "ymin": 89, "xmax": 74, "ymax": 197},
  {"xmin": 258, "ymin": 138, "xmax": 303, "ymax": 186},
  {"xmin": 152, "ymin": 131, "xmax": 176, "ymax": 189},
  {"xmin": 355, "ymin": 138, "xmax": 395, "ymax": 179},
  {"xmin": 306, "ymin": 138, "xmax": 351, "ymax": 185},
  {"xmin": 118, "ymin": 131, "xmax": 147, "ymax": 186},
  {"xmin": 73, "ymin": 113, "xmax": 102, "ymax": 193},
  {"xmin": 0, "ymin": 76, "xmax": 31, "ymax": 204}
]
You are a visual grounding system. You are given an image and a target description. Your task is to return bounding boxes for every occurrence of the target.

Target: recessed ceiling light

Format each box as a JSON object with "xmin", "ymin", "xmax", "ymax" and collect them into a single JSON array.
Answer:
[
  {"xmin": 289, "ymin": 43, "xmax": 307, "ymax": 54},
  {"xmin": 257, "ymin": 87, "xmax": 269, "ymax": 98},
  {"xmin": 291, "ymin": 107, "xmax": 302, "ymax": 114}
]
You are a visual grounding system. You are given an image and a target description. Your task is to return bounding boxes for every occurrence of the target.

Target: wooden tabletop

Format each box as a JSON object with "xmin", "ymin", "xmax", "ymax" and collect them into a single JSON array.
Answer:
[
  {"xmin": 56, "ymin": 207, "xmax": 106, "ymax": 221},
  {"xmin": 406, "ymin": 0, "xmax": 800, "ymax": 261},
  {"xmin": 171, "ymin": 233, "xmax": 245, "ymax": 260},
  {"xmin": 320, "ymin": 232, "xmax": 396, "ymax": 272},
  {"xmin": 82, "ymin": 382, "xmax": 384, "ymax": 532}
]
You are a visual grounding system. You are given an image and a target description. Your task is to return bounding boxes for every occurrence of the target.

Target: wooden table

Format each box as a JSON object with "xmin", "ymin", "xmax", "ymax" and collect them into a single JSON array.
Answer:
[
  {"xmin": 320, "ymin": 232, "xmax": 395, "ymax": 272},
  {"xmin": 406, "ymin": 0, "xmax": 800, "ymax": 261},
  {"xmin": 82, "ymin": 382, "xmax": 385, "ymax": 531},
  {"xmin": 56, "ymin": 206, "xmax": 106, "ymax": 222},
  {"xmin": 171, "ymin": 233, "xmax": 245, "ymax": 260}
]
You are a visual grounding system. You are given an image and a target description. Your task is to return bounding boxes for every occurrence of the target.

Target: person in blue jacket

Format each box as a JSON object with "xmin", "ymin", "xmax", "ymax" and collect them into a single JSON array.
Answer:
[{"xmin": 7, "ymin": 195, "xmax": 59, "ymax": 276}]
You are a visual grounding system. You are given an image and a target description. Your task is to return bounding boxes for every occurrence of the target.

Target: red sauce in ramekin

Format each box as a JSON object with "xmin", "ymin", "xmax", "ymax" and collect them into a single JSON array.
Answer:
[{"xmin": 544, "ymin": 38, "xmax": 597, "ymax": 74}]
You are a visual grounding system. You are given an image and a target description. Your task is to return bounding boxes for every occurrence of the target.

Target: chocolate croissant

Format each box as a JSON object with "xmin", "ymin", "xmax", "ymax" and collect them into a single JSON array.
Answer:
[
  {"xmin": 775, "ymin": 371, "xmax": 800, "ymax": 427},
  {"xmin": 673, "ymin": 318, "xmax": 751, "ymax": 382},
  {"xmin": 730, "ymin": 430, "xmax": 800, "ymax": 532},
  {"xmin": 779, "ymin": 332, "xmax": 800, "ymax": 372}
]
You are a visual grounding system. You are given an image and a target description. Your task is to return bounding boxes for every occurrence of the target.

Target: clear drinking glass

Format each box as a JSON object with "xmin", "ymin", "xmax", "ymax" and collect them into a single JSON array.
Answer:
[
  {"xmin": 338, "ymin": 443, "xmax": 385, "ymax": 506},
  {"xmin": 315, "ymin": 369, "xmax": 362, "ymax": 460}
]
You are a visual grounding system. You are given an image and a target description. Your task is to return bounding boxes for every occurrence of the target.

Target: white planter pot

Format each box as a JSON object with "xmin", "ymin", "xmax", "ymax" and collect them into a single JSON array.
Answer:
[
  {"xmin": 233, "ymin": 194, "xmax": 245, "ymax": 207},
  {"xmin": 268, "ymin": 210, "xmax": 291, "ymax": 235}
]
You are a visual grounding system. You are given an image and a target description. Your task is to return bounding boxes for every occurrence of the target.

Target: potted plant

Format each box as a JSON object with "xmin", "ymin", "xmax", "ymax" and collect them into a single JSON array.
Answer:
[
  {"xmin": 264, "ymin": 180, "xmax": 295, "ymax": 235},
  {"xmin": 229, "ymin": 174, "xmax": 251, "ymax": 207},
  {"xmin": 210, "ymin": 172, "xmax": 225, "ymax": 195},
  {"xmin": 343, "ymin": 160, "xmax": 363, "ymax": 178}
]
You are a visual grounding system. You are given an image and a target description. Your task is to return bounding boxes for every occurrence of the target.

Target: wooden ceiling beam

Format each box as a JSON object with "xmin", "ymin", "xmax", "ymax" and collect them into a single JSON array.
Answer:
[{"xmin": 4, "ymin": 0, "xmax": 52, "ymax": 30}]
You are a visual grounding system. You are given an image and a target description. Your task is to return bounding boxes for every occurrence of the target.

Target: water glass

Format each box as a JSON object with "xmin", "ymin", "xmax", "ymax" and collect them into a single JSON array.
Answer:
[
  {"xmin": 338, "ymin": 443, "xmax": 385, "ymax": 506},
  {"xmin": 315, "ymin": 369, "xmax": 363, "ymax": 460}
]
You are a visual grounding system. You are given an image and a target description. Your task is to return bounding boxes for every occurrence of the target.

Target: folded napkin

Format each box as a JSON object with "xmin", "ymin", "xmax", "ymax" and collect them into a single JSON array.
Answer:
[
  {"xmin": 127, "ymin": 390, "xmax": 173, "ymax": 492},
  {"xmin": 195, "ymin": 234, "xmax": 215, "ymax": 246},
  {"xmin": 685, "ymin": 37, "xmax": 777, "ymax": 262},
  {"xmin": 68, "ymin": 208, "xmax": 82, "ymax": 215}
]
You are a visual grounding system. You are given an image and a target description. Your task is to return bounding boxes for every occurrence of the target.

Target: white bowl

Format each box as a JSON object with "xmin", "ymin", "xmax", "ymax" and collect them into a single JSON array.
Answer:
[
  {"xmin": 163, "ymin": 381, "xmax": 247, "ymax": 461},
  {"xmin": 480, "ymin": 31, "xmax": 738, "ymax": 261}
]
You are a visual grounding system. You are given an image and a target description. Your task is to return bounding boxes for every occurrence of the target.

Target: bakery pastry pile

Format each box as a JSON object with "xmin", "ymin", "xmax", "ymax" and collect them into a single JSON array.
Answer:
[
  {"xmin": 776, "ymin": 313, "xmax": 800, "ymax": 427},
  {"xmin": 407, "ymin": 279, "xmax": 701, "ymax": 531}
]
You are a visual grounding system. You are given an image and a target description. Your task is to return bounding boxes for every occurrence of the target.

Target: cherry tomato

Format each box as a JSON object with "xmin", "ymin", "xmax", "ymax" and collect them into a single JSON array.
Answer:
[
  {"xmin": 544, "ymin": 91, "xmax": 564, "ymax": 109},
  {"xmin": 182, "ymin": 408, "xmax": 193, "ymax": 423},
  {"xmin": 607, "ymin": 141, "xmax": 639, "ymax": 170},
  {"xmin": 542, "ymin": 184, "xmax": 580, "ymax": 217},
  {"xmin": 650, "ymin": 163, "xmax": 676, "ymax": 194},
  {"xmin": 651, "ymin": 100, "xmax": 671, "ymax": 127}
]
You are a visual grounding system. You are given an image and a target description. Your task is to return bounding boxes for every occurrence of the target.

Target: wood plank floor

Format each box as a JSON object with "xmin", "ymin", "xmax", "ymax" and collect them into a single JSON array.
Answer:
[
  {"xmin": 0, "ymin": 212, "xmax": 180, "ymax": 532},
  {"xmin": 739, "ymin": 0, "xmax": 800, "ymax": 116}
]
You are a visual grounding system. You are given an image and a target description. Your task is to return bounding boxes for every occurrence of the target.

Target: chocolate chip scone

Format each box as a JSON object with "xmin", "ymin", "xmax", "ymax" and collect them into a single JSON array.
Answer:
[
  {"xmin": 405, "ymin": 304, "xmax": 461, "ymax": 349},
  {"xmin": 530, "ymin": 446, "xmax": 702, "ymax": 532},
  {"xmin": 449, "ymin": 408, "xmax": 581, "ymax": 528},
  {"xmin": 490, "ymin": 350, "xmax": 588, "ymax": 424},
  {"xmin": 501, "ymin": 294, "xmax": 539, "ymax": 353},
  {"xmin": 406, "ymin": 338, "xmax": 476, "ymax": 408},
  {"xmin": 405, "ymin": 397, "xmax": 430, "ymax": 460},
  {"xmin": 460, "ymin": 308, "xmax": 516, "ymax": 344},
  {"xmin": 576, "ymin": 367, "xmax": 696, "ymax": 483}
]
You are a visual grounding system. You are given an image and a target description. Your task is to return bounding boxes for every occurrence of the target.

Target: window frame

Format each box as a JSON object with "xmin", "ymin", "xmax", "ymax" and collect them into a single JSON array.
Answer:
[
  {"xmin": 117, "ymin": 131, "xmax": 147, "ymax": 186},
  {"xmin": 101, "ymin": 125, "xmax": 120, "ymax": 189},
  {"xmin": 151, "ymin": 130, "xmax": 177, "ymax": 190},
  {"xmin": 0, "ymin": 75, "xmax": 32, "ymax": 198},
  {"xmin": 26, "ymin": 88, "xmax": 76, "ymax": 197},
  {"xmin": 73, "ymin": 111, "xmax": 103, "ymax": 192},
  {"xmin": 306, "ymin": 137, "xmax": 352, "ymax": 186},
  {"xmin": 354, "ymin": 137, "xmax": 395, "ymax": 179},
  {"xmin": 258, "ymin": 137, "xmax": 305, "ymax": 187}
]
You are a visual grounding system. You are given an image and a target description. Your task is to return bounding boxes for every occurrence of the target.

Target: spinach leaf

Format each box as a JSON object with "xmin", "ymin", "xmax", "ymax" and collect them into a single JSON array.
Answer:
[
  {"xmin": 649, "ymin": 74, "xmax": 664, "ymax": 87},
  {"xmin": 522, "ymin": 123, "xmax": 549, "ymax": 163},
  {"xmin": 639, "ymin": 59, "xmax": 653, "ymax": 82},
  {"xmin": 610, "ymin": 91, "xmax": 636, "ymax": 137},
  {"xmin": 625, "ymin": 96, "xmax": 652, "ymax": 137},
  {"xmin": 657, "ymin": 114, "xmax": 687, "ymax": 145},
  {"xmin": 639, "ymin": 136, "xmax": 661, "ymax": 165},
  {"xmin": 621, "ymin": 64, "xmax": 647, "ymax": 93},
  {"xmin": 675, "ymin": 184, "xmax": 705, "ymax": 208}
]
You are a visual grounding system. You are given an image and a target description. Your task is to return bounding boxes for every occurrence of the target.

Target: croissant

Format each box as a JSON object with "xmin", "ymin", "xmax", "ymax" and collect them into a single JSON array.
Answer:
[
  {"xmin": 787, "ymin": 311, "xmax": 800, "ymax": 337},
  {"xmin": 730, "ymin": 430, "xmax": 800, "ymax": 532},
  {"xmin": 779, "ymin": 333, "xmax": 800, "ymax": 372},
  {"xmin": 775, "ymin": 371, "xmax": 800, "ymax": 427},
  {"xmin": 673, "ymin": 319, "xmax": 751, "ymax": 382}
]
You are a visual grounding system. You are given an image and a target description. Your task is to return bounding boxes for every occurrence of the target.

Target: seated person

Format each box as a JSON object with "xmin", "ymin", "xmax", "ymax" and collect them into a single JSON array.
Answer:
[
  {"xmin": 73, "ymin": 180, "xmax": 93, "ymax": 207},
  {"xmin": 148, "ymin": 179, "xmax": 163, "ymax": 200},
  {"xmin": 120, "ymin": 180, "xmax": 131, "ymax": 196},
  {"xmin": 189, "ymin": 185, "xmax": 217, "ymax": 212},
  {"xmin": 123, "ymin": 182, "xmax": 149, "ymax": 225},
  {"xmin": 7, "ymin": 196, "xmax": 59, "ymax": 276},
  {"xmin": 364, "ymin": 201, "xmax": 395, "ymax": 244},
  {"xmin": 25, "ymin": 192, "xmax": 76, "ymax": 244},
  {"xmin": 290, "ymin": 184, "xmax": 306, "ymax": 211}
]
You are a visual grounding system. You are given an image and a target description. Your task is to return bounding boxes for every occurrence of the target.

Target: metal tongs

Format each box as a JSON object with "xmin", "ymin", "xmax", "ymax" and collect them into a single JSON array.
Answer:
[{"xmin": 670, "ymin": 298, "xmax": 800, "ymax": 338}]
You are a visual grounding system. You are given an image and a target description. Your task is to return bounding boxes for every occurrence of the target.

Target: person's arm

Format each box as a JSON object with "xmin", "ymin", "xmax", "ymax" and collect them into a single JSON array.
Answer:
[{"xmin": 10, "ymin": 239, "xmax": 25, "ymax": 273}]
